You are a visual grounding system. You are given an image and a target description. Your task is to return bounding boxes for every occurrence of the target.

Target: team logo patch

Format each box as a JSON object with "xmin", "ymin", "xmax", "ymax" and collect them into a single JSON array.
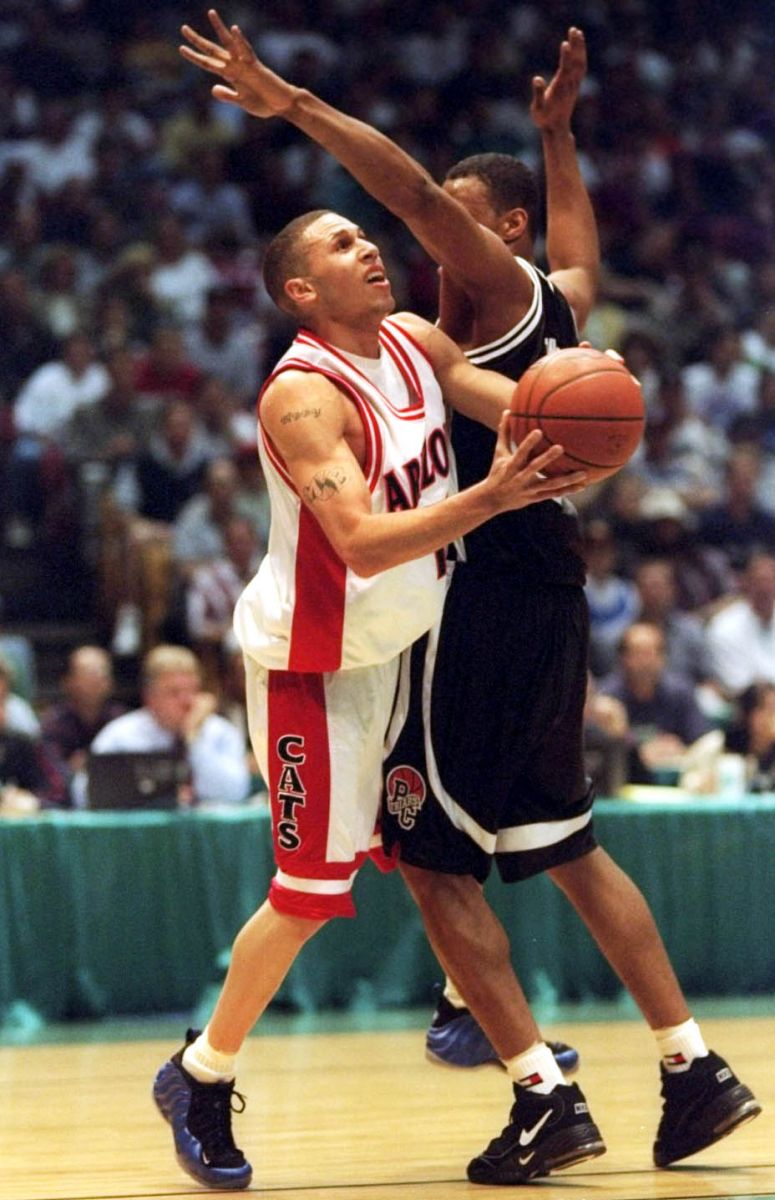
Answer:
[{"xmin": 385, "ymin": 765, "xmax": 427, "ymax": 830}]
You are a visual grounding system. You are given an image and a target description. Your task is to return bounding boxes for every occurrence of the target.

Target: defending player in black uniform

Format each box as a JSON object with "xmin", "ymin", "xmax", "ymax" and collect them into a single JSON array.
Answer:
[{"xmin": 180, "ymin": 15, "xmax": 761, "ymax": 1185}]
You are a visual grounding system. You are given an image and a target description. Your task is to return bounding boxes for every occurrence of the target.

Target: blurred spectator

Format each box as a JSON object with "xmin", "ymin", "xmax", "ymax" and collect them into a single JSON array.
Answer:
[
  {"xmin": 0, "ymin": 660, "xmax": 46, "ymax": 810},
  {"xmin": 725, "ymin": 682, "xmax": 775, "ymax": 794},
  {"xmin": 633, "ymin": 487, "xmax": 732, "ymax": 612},
  {"xmin": 7, "ymin": 332, "xmax": 109, "ymax": 547},
  {"xmin": 40, "ymin": 645, "xmax": 126, "ymax": 807},
  {"xmin": 185, "ymin": 516, "xmax": 260, "ymax": 648},
  {"xmin": 0, "ymin": 654, "xmax": 39, "ymax": 738},
  {"xmin": 133, "ymin": 325, "xmax": 202, "ymax": 406},
  {"xmin": 148, "ymin": 214, "xmax": 219, "ymax": 325},
  {"xmin": 696, "ymin": 444, "xmax": 775, "ymax": 571},
  {"xmin": 681, "ymin": 324, "xmax": 760, "ymax": 434},
  {"xmin": 633, "ymin": 558, "xmax": 715, "ymax": 687},
  {"xmin": 741, "ymin": 307, "xmax": 775, "ymax": 375},
  {"xmin": 184, "ymin": 286, "xmax": 263, "ymax": 406},
  {"xmin": 131, "ymin": 400, "xmax": 212, "ymax": 524},
  {"xmin": 583, "ymin": 517, "xmax": 639, "ymax": 676},
  {"xmin": 90, "ymin": 644, "xmax": 250, "ymax": 806},
  {"xmin": 159, "ymin": 80, "xmax": 239, "ymax": 173},
  {"xmin": 0, "ymin": 618, "xmax": 37, "ymax": 703},
  {"xmin": 598, "ymin": 622, "xmax": 711, "ymax": 785},
  {"xmin": 0, "ymin": 267, "xmax": 57, "ymax": 399},
  {"xmin": 170, "ymin": 145, "xmax": 256, "ymax": 245},
  {"xmin": 583, "ymin": 673, "xmax": 630, "ymax": 797},
  {"xmin": 705, "ymin": 552, "xmax": 775, "ymax": 697},
  {"xmin": 172, "ymin": 457, "xmax": 268, "ymax": 580}
]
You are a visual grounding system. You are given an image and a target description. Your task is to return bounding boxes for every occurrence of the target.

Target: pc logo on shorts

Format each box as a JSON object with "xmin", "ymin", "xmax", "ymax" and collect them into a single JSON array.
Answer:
[{"xmin": 385, "ymin": 765, "xmax": 426, "ymax": 830}]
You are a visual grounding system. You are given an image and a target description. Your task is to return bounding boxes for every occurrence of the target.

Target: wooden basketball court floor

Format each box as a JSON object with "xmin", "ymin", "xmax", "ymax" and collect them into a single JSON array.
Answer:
[{"xmin": 2, "ymin": 1009, "xmax": 774, "ymax": 1200}]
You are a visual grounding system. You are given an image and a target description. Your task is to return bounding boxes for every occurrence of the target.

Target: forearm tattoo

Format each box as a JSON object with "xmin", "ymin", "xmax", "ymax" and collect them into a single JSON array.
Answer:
[
  {"xmin": 280, "ymin": 407, "xmax": 322, "ymax": 424},
  {"xmin": 303, "ymin": 466, "xmax": 348, "ymax": 503}
]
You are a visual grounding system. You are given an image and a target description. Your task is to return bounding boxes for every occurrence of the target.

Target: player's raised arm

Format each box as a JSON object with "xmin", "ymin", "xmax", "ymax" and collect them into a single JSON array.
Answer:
[
  {"xmin": 532, "ymin": 27, "xmax": 600, "ymax": 330},
  {"xmin": 179, "ymin": 10, "xmax": 529, "ymax": 307}
]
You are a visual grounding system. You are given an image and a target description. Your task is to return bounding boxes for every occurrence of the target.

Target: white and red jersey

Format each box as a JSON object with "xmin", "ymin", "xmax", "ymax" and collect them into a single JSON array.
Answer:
[{"xmin": 234, "ymin": 317, "xmax": 453, "ymax": 672}]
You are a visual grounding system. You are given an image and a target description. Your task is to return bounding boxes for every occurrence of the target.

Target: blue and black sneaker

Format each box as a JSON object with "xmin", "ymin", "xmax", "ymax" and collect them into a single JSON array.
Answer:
[
  {"xmin": 653, "ymin": 1050, "xmax": 761, "ymax": 1167},
  {"xmin": 153, "ymin": 1028, "xmax": 253, "ymax": 1190},
  {"xmin": 426, "ymin": 993, "xmax": 580, "ymax": 1074},
  {"xmin": 467, "ymin": 1081, "xmax": 606, "ymax": 1184}
]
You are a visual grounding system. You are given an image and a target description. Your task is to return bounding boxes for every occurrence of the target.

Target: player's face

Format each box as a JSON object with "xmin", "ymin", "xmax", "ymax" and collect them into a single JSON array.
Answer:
[
  {"xmin": 443, "ymin": 175, "xmax": 501, "ymax": 233},
  {"xmin": 298, "ymin": 214, "xmax": 395, "ymax": 322}
]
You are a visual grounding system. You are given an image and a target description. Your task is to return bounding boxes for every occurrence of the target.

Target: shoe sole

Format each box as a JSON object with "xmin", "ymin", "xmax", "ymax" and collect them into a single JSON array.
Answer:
[
  {"xmin": 468, "ymin": 1126, "xmax": 607, "ymax": 1184},
  {"xmin": 654, "ymin": 1085, "xmax": 762, "ymax": 1168},
  {"xmin": 153, "ymin": 1063, "xmax": 253, "ymax": 1190}
]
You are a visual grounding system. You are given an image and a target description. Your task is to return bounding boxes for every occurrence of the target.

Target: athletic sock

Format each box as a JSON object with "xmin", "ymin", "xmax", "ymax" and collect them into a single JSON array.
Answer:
[
  {"xmin": 442, "ymin": 978, "xmax": 468, "ymax": 1010},
  {"xmin": 181, "ymin": 1026, "xmax": 238, "ymax": 1083},
  {"xmin": 504, "ymin": 1041, "xmax": 565, "ymax": 1093},
  {"xmin": 654, "ymin": 1017, "xmax": 708, "ymax": 1073}
]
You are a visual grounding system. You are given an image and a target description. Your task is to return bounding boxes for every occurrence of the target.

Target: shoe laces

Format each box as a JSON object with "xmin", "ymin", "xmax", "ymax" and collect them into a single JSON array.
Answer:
[{"xmin": 189, "ymin": 1079, "xmax": 247, "ymax": 1164}]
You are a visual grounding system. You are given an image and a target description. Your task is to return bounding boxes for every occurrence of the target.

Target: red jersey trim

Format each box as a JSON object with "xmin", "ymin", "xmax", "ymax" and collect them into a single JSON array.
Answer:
[
  {"xmin": 288, "ymin": 504, "xmax": 347, "ymax": 672},
  {"xmin": 297, "ymin": 328, "xmax": 425, "ymax": 421}
]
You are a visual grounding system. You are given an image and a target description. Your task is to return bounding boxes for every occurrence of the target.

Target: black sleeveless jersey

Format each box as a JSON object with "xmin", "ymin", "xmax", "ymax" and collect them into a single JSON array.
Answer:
[{"xmin": 452, "ymin": 257, "xmax": 586, "ymax": 583}]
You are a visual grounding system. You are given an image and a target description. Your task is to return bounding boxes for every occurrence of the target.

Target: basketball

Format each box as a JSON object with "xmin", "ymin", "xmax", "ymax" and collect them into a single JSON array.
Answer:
[{"xmin": 510, "ymin": 346, "xmax": 645, "ymax": 483}]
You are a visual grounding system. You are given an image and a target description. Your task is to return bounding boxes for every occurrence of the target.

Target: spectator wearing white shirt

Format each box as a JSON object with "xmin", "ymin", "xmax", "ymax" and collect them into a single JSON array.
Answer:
[
  {"xmin": 681, "ymin": 324, "xmax": 760, "ymax": 434},
  {"xmin": 148, "ymin": 215, "xmax": 219, "ymax": 326},
  {"xmin": 706, "ymin": 552, "xmax": 775, "ymax": 697},
  {"xmin": 6, "ymin": 332, "xmax": 109, "ymax": 546},
  {"xmin": 90, "ymin": 644, "xmax": 250, "ymax": 806}
]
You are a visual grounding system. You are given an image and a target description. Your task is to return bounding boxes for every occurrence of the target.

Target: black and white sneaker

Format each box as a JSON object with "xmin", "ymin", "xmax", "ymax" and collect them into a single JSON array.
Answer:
[
  {"xmin": 653, "ymin": 1050, "xmax": 761, "ymax": 1167},
  {"xmin": 467, "ymin": 1081, "xmax": 606, "ymax": 1184},
  {"xmin": 153, "ymin": 1028, "xmax": 252, "ymax": 1190}
]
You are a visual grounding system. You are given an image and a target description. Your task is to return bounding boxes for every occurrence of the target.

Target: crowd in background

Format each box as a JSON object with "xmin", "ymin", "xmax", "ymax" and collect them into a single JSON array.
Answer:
[{"xmin": 1, "ymin": 0, "xmax": 775, "ymax": 808}]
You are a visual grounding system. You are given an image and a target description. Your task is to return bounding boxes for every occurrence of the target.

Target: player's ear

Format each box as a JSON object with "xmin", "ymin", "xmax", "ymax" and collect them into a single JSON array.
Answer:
[
  {"xmin": 284, "ymin": 275, "xmax": 317, "ymax": 310},
  {"xmin": 500, "ymin": 207, "xmax": 529, "ymax": 245}
]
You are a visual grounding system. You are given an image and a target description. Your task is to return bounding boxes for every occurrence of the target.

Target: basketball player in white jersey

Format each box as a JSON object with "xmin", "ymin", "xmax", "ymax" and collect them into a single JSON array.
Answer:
[
  {"xmin": 177, "ymin": 12, "xmax": 761, "ymax": 1187},
  {"xmin": 152, "ymin": 204, "xmax": 589, "ymax": 1189}
]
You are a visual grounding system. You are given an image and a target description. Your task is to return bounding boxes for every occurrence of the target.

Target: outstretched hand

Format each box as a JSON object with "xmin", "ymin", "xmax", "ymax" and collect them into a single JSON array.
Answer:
[
  {"xmin": 530, "ymin": 26, "xmax": 587, "ymax": 134},
  {"xmin": 179, "ymin": 8, "xmax": 295, "ymax": 118},
  {"xmin": 486, "ymin": 416, "xmax": 587, "ymax": 513}
]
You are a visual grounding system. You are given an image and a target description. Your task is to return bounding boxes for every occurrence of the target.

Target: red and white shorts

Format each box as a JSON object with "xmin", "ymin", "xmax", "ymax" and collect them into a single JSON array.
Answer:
[{"xmin": 244, "ymin": 655, "xmax": 400, "ymax": 919}]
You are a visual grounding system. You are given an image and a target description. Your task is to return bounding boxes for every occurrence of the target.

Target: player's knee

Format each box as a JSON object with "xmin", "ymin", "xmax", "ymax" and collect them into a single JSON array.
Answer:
[{"xmin": 399, "ymin": 860, "xmax": 478, "ymax": 909}]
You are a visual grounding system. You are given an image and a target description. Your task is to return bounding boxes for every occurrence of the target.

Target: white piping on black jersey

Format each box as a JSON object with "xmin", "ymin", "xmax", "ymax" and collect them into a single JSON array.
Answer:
[{"xmin": 463, "ymin": 257, "xmax": 544, "ymax": 365}]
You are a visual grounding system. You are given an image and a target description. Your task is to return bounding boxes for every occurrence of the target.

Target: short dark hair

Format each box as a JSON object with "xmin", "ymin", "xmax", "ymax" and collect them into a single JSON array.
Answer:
[
  {"xmin": 262, "ymin": 209, "xmax": 331, "ymax": 316},
  {"xmin": 445, "ymin": 154, "xmax": 539, "ymax": 237}
]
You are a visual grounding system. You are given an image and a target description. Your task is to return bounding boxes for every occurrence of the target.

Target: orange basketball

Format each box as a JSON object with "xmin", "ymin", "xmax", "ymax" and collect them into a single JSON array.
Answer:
[{"xmin": 510, "ymin": 346, "xmax": 645, "ymax": 483}]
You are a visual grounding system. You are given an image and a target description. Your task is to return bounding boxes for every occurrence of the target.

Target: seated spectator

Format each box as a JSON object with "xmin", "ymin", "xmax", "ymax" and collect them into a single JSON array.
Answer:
[
  {"xmin": 583, "ymin": 518, "xmax": 639, "ymax": 676},
  {"xmin": 90, "ymin": 644, "xmax": 250, "ymax": 806},
  {"xmin": 0, "ymin": 654, "xmax": 40, "ymax": 738},
  {"xmin": 170, "ymin": 145, "xmax": 257, "ymax": 246},
  {"xmin": 681, "ymin": 323, "xmax": 760, "ymax": 434},
  {"xmin": 598, "ymin": 622, "xmax": 711, "ymax": 784},
  {"xmin": 696, "ymin": 444, "xmax": 775, "ymax": 572},
  {"xmin": 0, "ymin": 662, "xmax": 46, "ymax": 811},
  {"xmin": 583, "ymin": 673, "xmax": 630, "ymax": 797},
  {"xmin": 185, "ymin": 515, "xmax": 260, "ymax": 649},
  {"xmin": 133, "ymin": 325, "xmax": 202, "ymax": 407},
  {"xmin": 0, "ymin": 267, "xmax": 57, "ymax": 401},
  {"xmin": 7, "ymin": 331, "xmax": 109, "ymax": 546},
  {"xmin": 633, "ymin": 487, "xmax": 732, "ymax": 612},
  {"xmin": 0, "ymin": 616, "xmax": 37, "ymax": 702},
  {"xmin": 725, "ymin": 681, "xmax": 775, "ymax": 793},
  {"xmin": 633, "ymin": 558, "xmax": 716, "ymax": 686},
  {"xmin": 132, "ymin": 400, "xmax": 213, "ymax": 524},
  {"xmin": 183, "ymin": 285, "xmax": 263, "ymax": 407},
  {"xmin": 147, "ymin": 214, "xmax": 219, "ymax": 326},
  {"xmin": 40, "ymin": 645, "xmax": 126, "ymax": 807},
  {"xmin": 172, "ymin": 457, "xmax": 267, "ymax": 581},
  {"xmin": 705, "ymin": 551, "xmax": 775, "ymax": 697}
]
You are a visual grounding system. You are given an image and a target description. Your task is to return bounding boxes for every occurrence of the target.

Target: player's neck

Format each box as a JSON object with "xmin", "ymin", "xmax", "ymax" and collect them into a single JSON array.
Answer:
[{"xmin": 310, "ymin": 315, "xmax": 383, "ymax": 359}]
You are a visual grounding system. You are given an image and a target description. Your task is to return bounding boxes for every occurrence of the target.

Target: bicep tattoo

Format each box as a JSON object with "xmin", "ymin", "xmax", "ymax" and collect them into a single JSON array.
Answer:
[
  {"xmin": 280, "ymin": 406, "xmax": 322, "ymax": 425},
  {"xmin": 303, "ymin": 466, "xmax": 348, "ymax": 504}
]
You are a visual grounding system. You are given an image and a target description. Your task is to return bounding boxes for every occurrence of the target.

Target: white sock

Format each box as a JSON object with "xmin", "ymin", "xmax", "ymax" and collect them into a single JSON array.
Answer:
[
  {"xmin": 442, "ymin": 978, "xmax": 467, "ymax": 1010},
  {"xmin": 654, "ymin": 1017, "xmax": 708, "ymax": 1073},
  {"xmin": 503, "ymin": 1041, "xmax": 565, "ymax": 1094},
  {"xmin": 181, "ymin": 1026, "xmax": 238, "ymax": 1083}
]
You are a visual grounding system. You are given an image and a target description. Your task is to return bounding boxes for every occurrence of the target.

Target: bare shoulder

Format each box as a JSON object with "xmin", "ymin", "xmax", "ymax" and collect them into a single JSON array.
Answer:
[{"xmin": 261, "ymin": 368, "xmax": 347, "ymax": 444}]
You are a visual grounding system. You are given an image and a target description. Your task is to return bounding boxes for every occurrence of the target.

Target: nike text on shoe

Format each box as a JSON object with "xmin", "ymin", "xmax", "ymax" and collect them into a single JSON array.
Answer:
[
  {"xmin": 467, "ymin": 1081, "xmax": 606, "ymax": 1184},
  {"xmin": 653, "ymin": 1050, "xmax": 762, "ymax": 1167},
  {"xmin": 152, "ymin": 1029, "xmax": 253, "ymax": 1190},
  {"xmin": 425, "ymin": 995, "xmax": 579, "ymax": 1073}
]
